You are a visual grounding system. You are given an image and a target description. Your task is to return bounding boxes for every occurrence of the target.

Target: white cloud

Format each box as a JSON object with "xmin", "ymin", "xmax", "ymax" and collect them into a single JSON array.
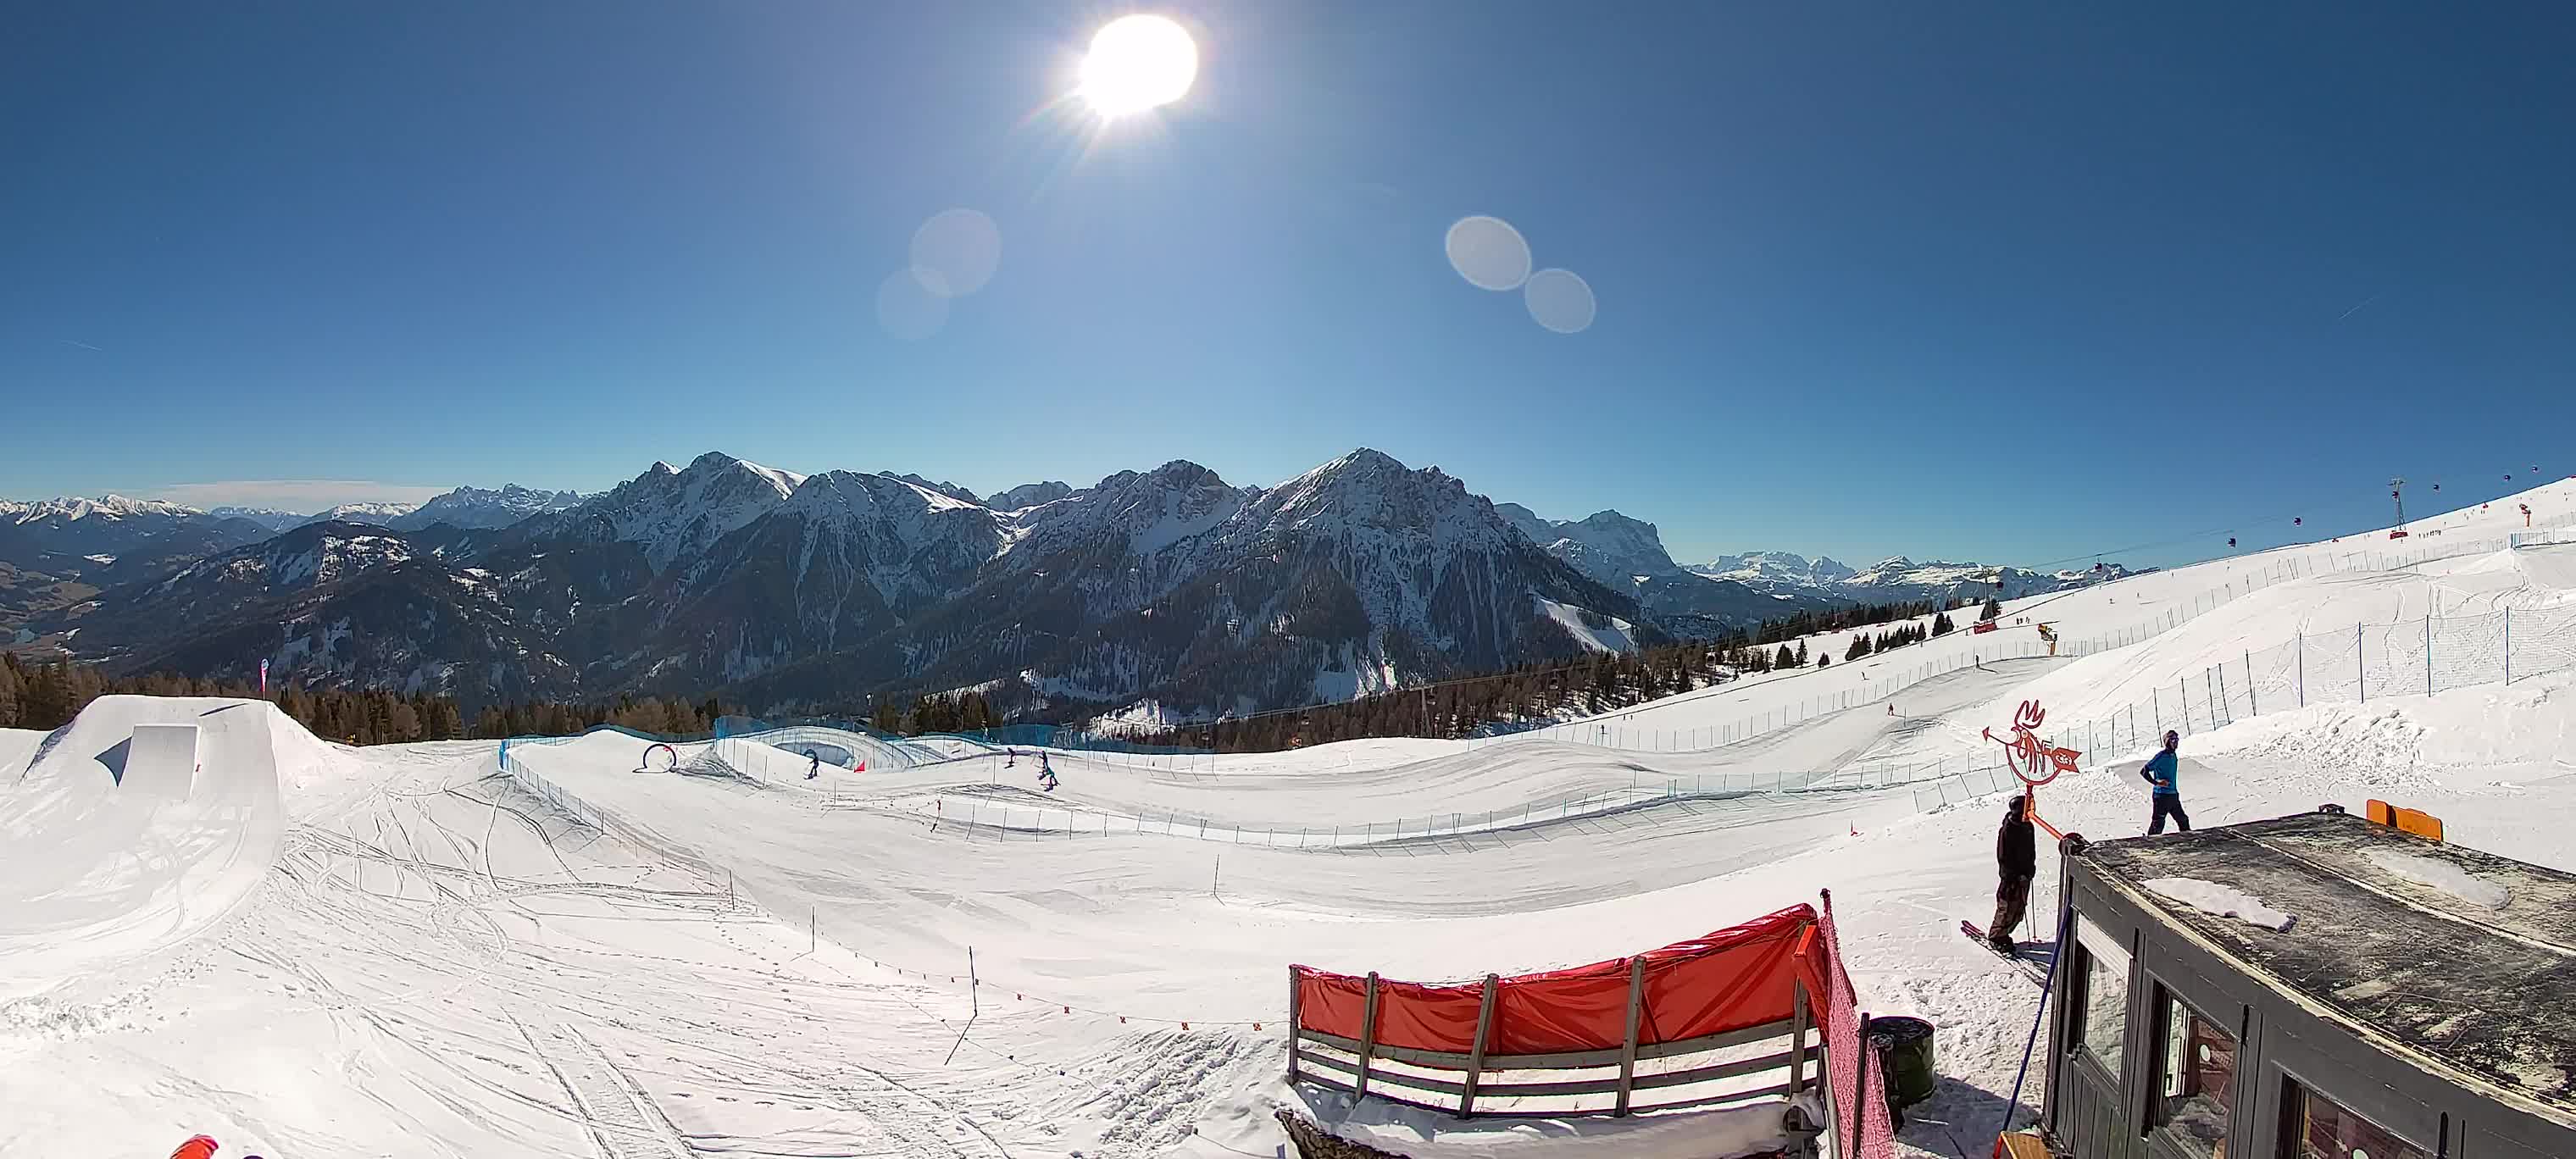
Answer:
[{"xmin": 147, "ymin": 480, "xmax": 449, "ymax": 513}]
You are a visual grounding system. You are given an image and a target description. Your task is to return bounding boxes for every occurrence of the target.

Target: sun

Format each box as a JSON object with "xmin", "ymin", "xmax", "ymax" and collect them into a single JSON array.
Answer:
[{"xmin": 1077, "ymin": 14, "xmax": 1198, "ymax": 118}]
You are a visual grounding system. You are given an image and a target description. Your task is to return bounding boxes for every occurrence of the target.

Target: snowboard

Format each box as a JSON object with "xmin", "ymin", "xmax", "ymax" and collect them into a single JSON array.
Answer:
[{"xmin": 1963, "ymin": 920, "xmax": 2052, "ymax": 984}]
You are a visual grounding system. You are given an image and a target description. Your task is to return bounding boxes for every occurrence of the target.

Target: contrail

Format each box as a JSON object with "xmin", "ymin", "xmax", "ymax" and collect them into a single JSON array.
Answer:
[
  {"xmin": 60, "ymin": 338, "xmax": 104, "ymax": 352},
  {"xmin": 2334, "ymin": 292, "xmax": 2383, "ymax": 323}
]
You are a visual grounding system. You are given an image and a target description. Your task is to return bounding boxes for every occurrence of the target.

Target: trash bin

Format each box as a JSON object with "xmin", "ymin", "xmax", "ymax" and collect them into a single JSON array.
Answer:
[{"xmin": 1868, "ymin": 1016, "xmax": 1937, "ymax": 1113}]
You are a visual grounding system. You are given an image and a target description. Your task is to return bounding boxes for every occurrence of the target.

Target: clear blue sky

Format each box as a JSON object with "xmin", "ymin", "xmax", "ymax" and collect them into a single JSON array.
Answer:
[{"xmin": 6, "ymin": 3, "xmax": 2573, "ymax": 568}]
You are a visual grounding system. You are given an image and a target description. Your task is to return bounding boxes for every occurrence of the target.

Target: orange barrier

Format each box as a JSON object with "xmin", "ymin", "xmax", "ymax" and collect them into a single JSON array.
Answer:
[{"xmin": 2365, "ymin": 798, "xmax": 2445, "ymax": 842}]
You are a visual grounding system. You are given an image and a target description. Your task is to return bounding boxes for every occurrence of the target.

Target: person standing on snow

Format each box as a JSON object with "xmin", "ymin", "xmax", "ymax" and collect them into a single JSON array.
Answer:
[
  {"xmin": 1990, "ymin": 795, "xmax": 2037, "ymax": 951},
  {"xmin": 806, "ymin": 751, "xmax": 821, "ymax": 779},
  {"xmin": 2141, "ymin": 730, "xmax": 2190, "ymax": 833}
]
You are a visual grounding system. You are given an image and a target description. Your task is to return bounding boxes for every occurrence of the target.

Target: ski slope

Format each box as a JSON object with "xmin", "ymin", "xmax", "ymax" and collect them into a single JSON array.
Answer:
[{"xmin": 9, "ymin": 480, "xmax": 2576, "ymax": 1158}]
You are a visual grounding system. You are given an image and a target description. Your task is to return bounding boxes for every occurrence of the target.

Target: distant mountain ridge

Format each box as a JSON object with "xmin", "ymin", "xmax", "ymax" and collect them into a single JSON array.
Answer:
[
  {"xmin": 36, "ymin": 450, "xmax": 1655, "ymax": 720},
  {"xmin": 12, "ymin": 458, "xmax": 2133, "ymax": 719},
  {"xmin": 1689, "ymin": 550, "xmax": 2135, "ymax": 604}
]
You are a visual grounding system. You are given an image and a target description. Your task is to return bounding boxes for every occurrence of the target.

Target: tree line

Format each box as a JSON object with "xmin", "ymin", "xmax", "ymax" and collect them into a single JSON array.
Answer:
[
  {"xmin": 1124, "ymin": 596, "xmax": 1975, "ymax": 752},
  {"xmin": 0, "ymin": 652, "xmax": 466, "ymax": 743}
]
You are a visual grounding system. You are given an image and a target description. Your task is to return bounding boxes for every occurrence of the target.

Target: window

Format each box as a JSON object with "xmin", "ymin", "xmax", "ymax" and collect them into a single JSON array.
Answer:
[
  {"xmin": 2071, "ymin": 916, "xmax": 2130, "ymax": 1080},
  {"xmin": 2152, "ymin": 995, "xmax": 2239, "ymax": 1157},
  {"xmin": 2280, "ymin": 1080, "xmax": 2431, "ymax": 1159}
]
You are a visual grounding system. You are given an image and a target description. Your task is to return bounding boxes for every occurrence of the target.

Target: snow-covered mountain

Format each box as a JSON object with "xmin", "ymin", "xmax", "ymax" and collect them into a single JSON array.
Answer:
[
  {"xmin": 1496, "ymin": 505, "xmax": 1840, "ymax": 632},
  {"xmin": 746, "ymin": 449, "xmax": 1653, "ymax": 717},
  {"xmin": 0, "ymin": 495, "xmax": 272, "ymax": 582},
  {"xmin": 885, "ymin": 474, "xmax": 981, "ymax": 506},
  {"xmin": 53, "ymin": 449, "xmax": 1653, "ymax": 715},
  {"xmin": 1694, "ymin": 552, "xmax": 1860, "ymax": 590},
  {"xmin": 206, "ymin": 507, "xmax": 310, "ymax": 533},
  {"xmin": 386, "ymin": 485, "xmax": 586, "ymax": 531},
  {"xmin": 1689, "ymin": 551, "xmax": 2135, "ymax": 605},
  {"xmin": 986, "ymin": 481, "xmax": 1076, "ymax": 511},
  {"xmin": 307, "ymin": 501, "xmax": 422, "ymax": 527}
]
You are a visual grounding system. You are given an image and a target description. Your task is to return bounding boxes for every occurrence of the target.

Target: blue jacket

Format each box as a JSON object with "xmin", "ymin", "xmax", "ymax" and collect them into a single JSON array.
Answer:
[{"xmin": 2142, "ymin": 749, "xmax": 2179, "ymax": 796}]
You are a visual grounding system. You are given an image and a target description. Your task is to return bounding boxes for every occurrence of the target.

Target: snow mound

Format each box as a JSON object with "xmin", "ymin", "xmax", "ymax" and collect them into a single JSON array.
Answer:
[
  {"xmin": 2146, "ymin": 877, "xmax": 2296, "ymax": 930},
  {"xmin": 0, "ymin": 696, "xmax": 289, "ymax": 1000}
]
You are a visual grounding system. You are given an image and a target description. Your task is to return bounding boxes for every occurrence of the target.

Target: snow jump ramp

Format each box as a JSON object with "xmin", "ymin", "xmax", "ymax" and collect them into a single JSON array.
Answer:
[
  {"xmin": 2511, "ymin": 541, "xmax": 2576, "ymax": 591},
  {"xmin": 0, "ymin": 698, "xmax": 286, "ymax": 1000}
]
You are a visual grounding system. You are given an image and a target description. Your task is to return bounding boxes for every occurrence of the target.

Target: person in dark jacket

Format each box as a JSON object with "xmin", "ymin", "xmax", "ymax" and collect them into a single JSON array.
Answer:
[
  {"xmin": 1990, "ymin": 795, "xmax": 2037, "ymax": 951},
  {"xmin": 2141, "ymin": 730, "xmax": 2188, "ymax": 833}
]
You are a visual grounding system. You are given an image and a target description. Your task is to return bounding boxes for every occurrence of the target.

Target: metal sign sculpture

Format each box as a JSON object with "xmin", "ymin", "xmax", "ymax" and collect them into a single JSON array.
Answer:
[{"xmin": 1980, "ymin": 700, "xmax": 2081, "ymax": 787}]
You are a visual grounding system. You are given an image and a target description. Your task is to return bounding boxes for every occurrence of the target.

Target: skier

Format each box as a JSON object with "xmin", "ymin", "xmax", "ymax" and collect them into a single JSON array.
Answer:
[
  {"xmin": 1990, "ymin": 795, "xmax": 2037, "ymax": 952},
  {"xmin": 1039, "ymin": 768, "xmax": 1059, "ymax": 793},
  {"xmin": 806, "ymin": 751, "xmax": 821, "ymax": 779},
  {"xmin": 2141, "ymin": 730, "xmax": 2190, "ymax": 833},
  {"xmin": 1005, "ymin": 749, "xmax": 1016, "ymax": 768},
  {"xmin": 170, "ymin": 1138, "xmax": 219, "ymax": 1159}
]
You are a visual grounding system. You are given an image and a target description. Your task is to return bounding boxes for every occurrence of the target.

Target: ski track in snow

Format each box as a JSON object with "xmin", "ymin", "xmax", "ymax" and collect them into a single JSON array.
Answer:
[{"xmin": 11, "ymin": 483, "xmax": 2576, "ymax": 1156}]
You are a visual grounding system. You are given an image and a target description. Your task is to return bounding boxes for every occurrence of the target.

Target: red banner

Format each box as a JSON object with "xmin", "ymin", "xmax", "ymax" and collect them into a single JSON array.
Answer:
[{"xmin": 1295, "ymin": 903, "xmax": 1818, "ymax": 1056}]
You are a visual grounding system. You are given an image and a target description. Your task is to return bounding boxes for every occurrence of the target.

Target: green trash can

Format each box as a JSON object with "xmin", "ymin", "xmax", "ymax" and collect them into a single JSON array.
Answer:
[{"xmin": 1869, "ymin": 1015, "xmax": 1938, "ymax": 1115}]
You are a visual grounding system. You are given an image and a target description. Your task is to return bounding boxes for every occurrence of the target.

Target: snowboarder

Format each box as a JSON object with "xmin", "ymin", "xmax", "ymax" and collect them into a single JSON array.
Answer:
[
  {"xmin": 2141, "ymin": 730, "xmax": 2190, "ymax": 833},
  {"xmin": 806, "ymin": 751, "xmax": 821, "ymax": 779},
  {"xmin": 1990, "ymin": 795, "xmax": 2037, "ymax": 951},
  {"xmin": 170, "ymin": 1138, "xmax": 219, "ymax": 1159}
]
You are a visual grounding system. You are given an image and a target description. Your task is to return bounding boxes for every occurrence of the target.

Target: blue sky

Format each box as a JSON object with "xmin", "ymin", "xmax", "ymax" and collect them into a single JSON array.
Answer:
[{"xmin": 5, "ymin": 3, "xmax": 2573, "ymax": 568}]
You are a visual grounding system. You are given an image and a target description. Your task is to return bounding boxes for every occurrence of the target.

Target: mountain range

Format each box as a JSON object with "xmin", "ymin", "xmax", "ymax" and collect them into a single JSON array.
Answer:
[{"xmin": 3, "ymin": 452, "xmax": 2129, "ymax": 720}]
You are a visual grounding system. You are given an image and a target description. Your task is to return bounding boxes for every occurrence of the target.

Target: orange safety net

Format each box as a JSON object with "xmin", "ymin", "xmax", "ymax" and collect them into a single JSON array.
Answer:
[{"xmin": 1293, "ymin": 903, "xmax": 1820, "ymax": 1055}]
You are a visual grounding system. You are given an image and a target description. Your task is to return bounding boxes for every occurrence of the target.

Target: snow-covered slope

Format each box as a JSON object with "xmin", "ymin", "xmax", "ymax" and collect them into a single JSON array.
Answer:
[
  {"xmin": 1500, "ymin": 504, "xmax": 1835, "ymax": 629},
  {"xmin": 529, "ymin": 452, "xmax": 807, "ymax": 571},
  {"xmin": 203, "ymin": 506, "xmax": 308, "ymax": 533},
  {"xmin": 385, "ymin": 484, "xmax": 586, "ymax": 530},
  {"xmin": 986, "ymin": 480, "xmax": 1076, "ymax": 510},
  {"xmin": 17, "ymin": 471, "xmax": 2576, "ymax": 1157},
  {"xmin": 305, "ymin": 500, "xmax": 420, "ymax": 526},
  {"xmin": 1693, "ymin": 550, "xmax": 2137, "ymax": 605}
]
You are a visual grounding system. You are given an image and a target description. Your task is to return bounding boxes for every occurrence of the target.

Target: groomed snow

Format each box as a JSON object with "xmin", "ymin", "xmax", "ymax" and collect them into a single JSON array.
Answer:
[{"xmin": 8, "ymin": 481, "xmax": 2576, "ymax": 1156}]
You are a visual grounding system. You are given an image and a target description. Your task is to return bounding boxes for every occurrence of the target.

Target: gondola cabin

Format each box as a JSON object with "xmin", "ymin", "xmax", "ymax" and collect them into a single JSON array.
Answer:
[{"xmin": 2032, "ymin": 810, "xmax": 2576, "ymax": 1158}]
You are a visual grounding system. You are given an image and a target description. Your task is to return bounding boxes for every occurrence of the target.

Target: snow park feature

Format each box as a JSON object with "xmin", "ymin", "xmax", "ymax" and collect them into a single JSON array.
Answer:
[
  {"xmin": 16, "ymin": 482, "xmax": 2576, "ymax": 1156},
  {"xmin": 123, "ymin": 722, "xmax": 201, "ymax": 798},
  {"xmin": 636, "ymin": 740, "xmax": 678, "ymax": 772}
]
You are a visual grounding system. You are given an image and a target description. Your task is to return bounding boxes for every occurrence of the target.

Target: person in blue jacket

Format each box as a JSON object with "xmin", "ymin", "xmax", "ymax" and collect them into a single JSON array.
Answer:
[{"xmin": 2141, "ymin": 730, "xmax": 2189, "ymax": 833}]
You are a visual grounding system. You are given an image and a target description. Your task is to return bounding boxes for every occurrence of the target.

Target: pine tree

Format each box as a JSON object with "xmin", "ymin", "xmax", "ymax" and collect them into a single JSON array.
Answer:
[
  {"xmin": 1932, "ymin": 612, "xmax": 1956, "ymax": 636},
  {"xmin": 1981, "ymin": 596, "xmax": 2002, "ymax": 622}
]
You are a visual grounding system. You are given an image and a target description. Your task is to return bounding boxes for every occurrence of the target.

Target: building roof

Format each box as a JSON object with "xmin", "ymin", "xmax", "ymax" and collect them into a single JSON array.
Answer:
[{"xmin": 2080, "ymin": 811, "xmax": 2576, "ymax": 1117}]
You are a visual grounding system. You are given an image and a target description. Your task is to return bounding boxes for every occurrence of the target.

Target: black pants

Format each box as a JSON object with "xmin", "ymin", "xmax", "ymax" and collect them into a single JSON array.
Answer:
[
  {"xmin": 2150, "ymin": 794, "xmax": 2191, "ymax": 834},
  {"xmin": 1991, "ymin": 873, "xmax": 2034, "ymax": 945}
]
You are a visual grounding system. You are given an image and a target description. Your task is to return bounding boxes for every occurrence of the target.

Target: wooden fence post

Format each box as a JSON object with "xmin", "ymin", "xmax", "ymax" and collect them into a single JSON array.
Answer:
[
  {"xmin": 1789, "ymin": 979, "xmax": 1811, "ymax": 1095},
  {"xmin": 1457, "ymin": 973, "xmax": 1500, "ymax": 1117},
  {"xmin": 1614, "ymin": 955, "xmax": 1646, "ymax": 1116},
  {"xmin": 1285, "ymin": 966, "xmax": 1303, "ymax": 1084},
  {"xmin": 1355, "ymin": 972, "xmax": 1381, "ymax": 1100}
]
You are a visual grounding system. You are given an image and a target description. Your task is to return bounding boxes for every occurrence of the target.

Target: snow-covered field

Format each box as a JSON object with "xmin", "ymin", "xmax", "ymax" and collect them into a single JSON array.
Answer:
[{"xmin": 9, "ymin": 482, "xmax": 2576, "ymax": 1158}]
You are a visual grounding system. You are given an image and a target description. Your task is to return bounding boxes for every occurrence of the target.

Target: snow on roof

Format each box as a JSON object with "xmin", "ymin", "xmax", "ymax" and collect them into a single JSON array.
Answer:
[{"xmin": 2084, "ymin": 812, "xmax": 2576, "ymax": 1113}]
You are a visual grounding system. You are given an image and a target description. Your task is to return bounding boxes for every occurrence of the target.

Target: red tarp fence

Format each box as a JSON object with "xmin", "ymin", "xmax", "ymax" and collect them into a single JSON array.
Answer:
[{"xmin": 1291, "ymin": 892, "xmax": 1899, "ymax": 1155}]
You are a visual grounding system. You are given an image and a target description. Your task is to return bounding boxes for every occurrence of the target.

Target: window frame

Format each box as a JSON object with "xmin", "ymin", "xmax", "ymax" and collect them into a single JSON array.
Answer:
[
  {"xmin": 2068, "ymin": 912, "xmax": 2135, "ymax": 1086},
  {"xmin": 2147, "ymin": 987, "xmax": 2244, "ymax": 1159},
  {"xmin": 2276, "ymin": 1074, "xmax": 2436, "ymax": 1159}
]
